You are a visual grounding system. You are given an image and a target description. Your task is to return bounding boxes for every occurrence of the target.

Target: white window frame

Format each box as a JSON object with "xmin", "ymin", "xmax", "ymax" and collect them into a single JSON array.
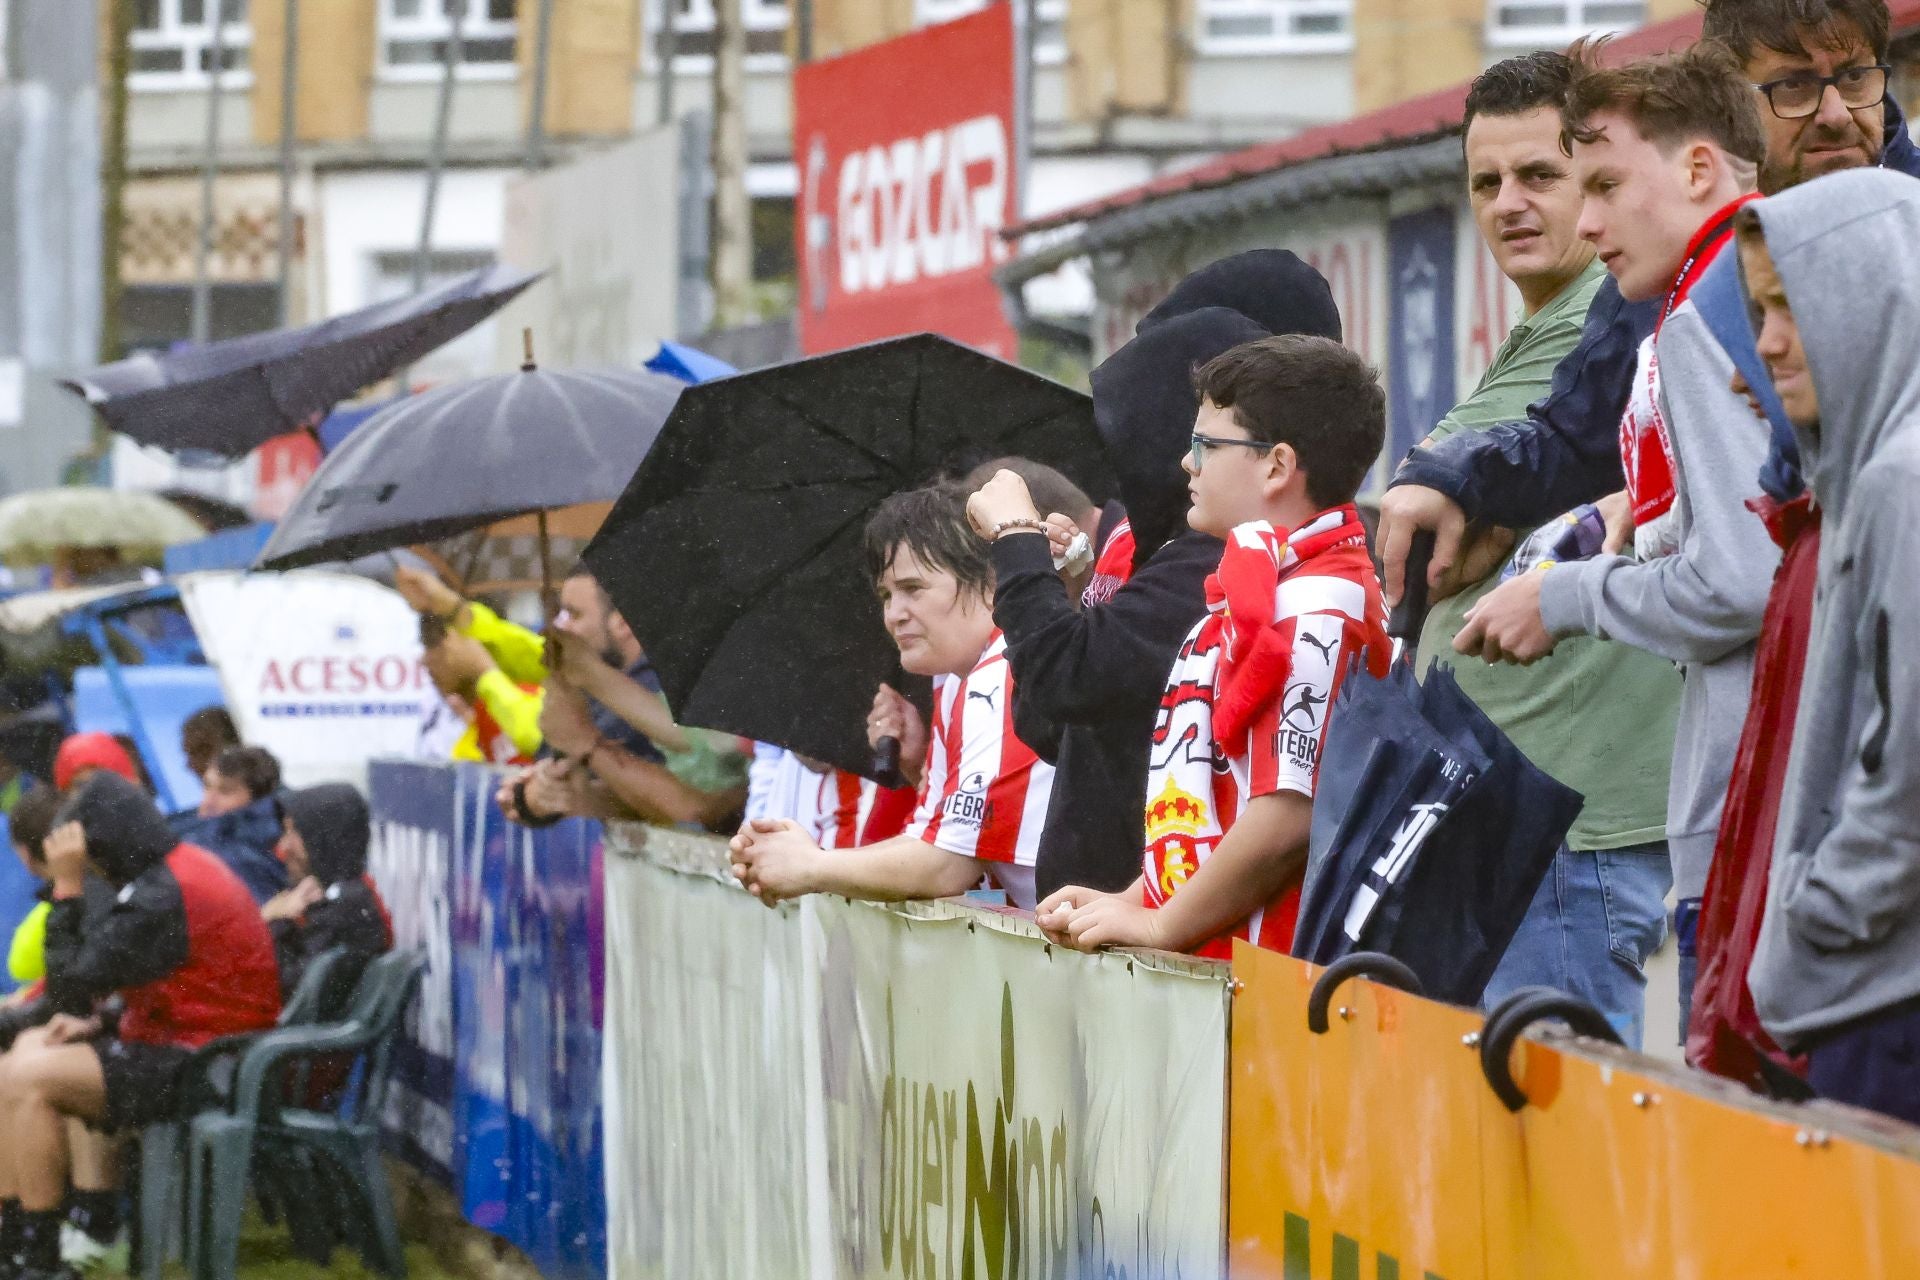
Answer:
[
  {"xmin": 912, "ymin": 0, "xmax": 1066, "ymax": 64},
  {"xmin": 129, "ymin": 0, "xmax": 253, "ymax": 91},
  {"xmin": 1195, "ymin": 0, "xmax": 1353, "ymax": 55},
  {"xmin": 379, "ymin": 0, "xmax": 521, "ymax": 82},
  {"xmin": 1485, "ymin": 0, "xmax": 1645, "ymax": 48},
  {"xmin": 643, "ymin": 0, "xmax": 791, "ymax": 74}
]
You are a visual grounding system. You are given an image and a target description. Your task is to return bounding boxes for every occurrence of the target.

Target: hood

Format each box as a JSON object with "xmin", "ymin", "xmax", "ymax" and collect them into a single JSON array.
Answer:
[
  {"xmin": 54, "ymin": 772, "xmax": 178, "ymax": 886},
  {"xmin": 52, "ymin": 733, "xmax": 140, "ymax": 793},
  {"xmin": 1881, "ymin": 93, "xmax": 1920, "ymax": 182},
  {"xmin": 280, "ymin": 783, "xmax": 370, "ymax": 885},
  {"xmin": 1746, "ymin": 168, "xmax": 1920, "ymax": 523},
  {"xmin": 1693, "ymin": 251, "xmax": 1800, "ymax": 502},
  {"xmin": 1136, "ymin": 249, "xmax": 1342, "ymax": 343},
  {"xmin": 1090, "ymin": 306, "xmax": 1269, "ymax": 565}
]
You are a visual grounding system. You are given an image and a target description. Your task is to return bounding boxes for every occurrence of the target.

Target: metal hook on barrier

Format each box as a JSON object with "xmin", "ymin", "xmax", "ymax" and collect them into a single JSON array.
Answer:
[
  {"xmin": 1306, "ymin": 952, "xmax": 1426, "ymax": 1034},
  {"xmin": 1478, "ymin": 985, "xmax": 1623, "ymax": 1112}
]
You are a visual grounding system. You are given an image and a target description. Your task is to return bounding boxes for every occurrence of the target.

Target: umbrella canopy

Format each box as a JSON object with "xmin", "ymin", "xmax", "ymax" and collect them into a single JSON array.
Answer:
[
  {"xmin": 582, "ymin": 332, "xmax": 1113, "ymax": 780},
  {"xmin": 1293, "ymin": 660, "xmax": 1584, "ymax": 1006},
  {"xmin": 62, "ymin": 265, "xmax": 540, "ymax": 458},
  {"xmin": 255, "ymin": 364, "xmax": 685, "ymax": 571},
  {"xmin": 0, "ymin": 487, "xmax": 205, "ymax": 567}
]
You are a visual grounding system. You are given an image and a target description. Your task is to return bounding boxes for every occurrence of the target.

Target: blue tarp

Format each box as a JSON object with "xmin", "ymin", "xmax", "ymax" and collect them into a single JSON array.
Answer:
[
  {"xmin": 370, "ymin": 761, "xmax": 606, "ymax": 1280},
  {"xmin": 164, "ymin": 522, "xmax": 275, "ymax": 575}
]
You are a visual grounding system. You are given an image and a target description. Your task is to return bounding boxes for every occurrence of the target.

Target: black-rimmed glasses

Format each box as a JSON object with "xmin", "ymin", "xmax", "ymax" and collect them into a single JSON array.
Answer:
[
  {"xmin": 1751, "ymin": 64, "xmax": 1890, "ymax": 120},
  {"xmin": 1188, "ymin": 433, "xmax": 1272, "ymax": 471}
]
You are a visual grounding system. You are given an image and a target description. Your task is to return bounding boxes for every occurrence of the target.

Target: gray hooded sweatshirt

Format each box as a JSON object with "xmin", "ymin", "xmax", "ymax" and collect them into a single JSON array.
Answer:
[
  {"xmin": 1538, "ymin": 202, "xmax": 1781, "ymax": 900},
  {"xmin": 1748, "ymin": 169, "xmax": 1920, "ymax": 1049}
]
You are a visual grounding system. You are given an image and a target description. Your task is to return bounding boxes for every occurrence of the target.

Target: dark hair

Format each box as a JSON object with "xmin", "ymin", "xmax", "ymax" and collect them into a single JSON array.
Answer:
[
  {"xmin": 419, "ymin": 612, "xmax": 449, "ymax": 648},
  {"xmin": 1192, "ymin": 335, "xmax": 1386, "ymax": 509},
  {"xmin": 862, "ymin": 484, "xmax": 995, "ymax": 602},
  {"xmin": 963, "ymin": 457, "xmax": 1095, "ymax": 525},
  {"xmin": 181, "ymin": 705, "xmax": 238, "ymax": 752},
  {"xmin": 1701, "ymin": 0, "xmax": 1890, "ymax": 65},
  {"xmin": 211, "ymin": 745, "xmax": 282, "ymax": 801},
  {"xmin": 9, "ymin": 784, "xmax": 61, "ymax": 862},
  {"xmin": 1563, "ymin": 37, "xmax": 1768, "ymax": 168},
  {"xmin": 1464, "ymin": 50, "xmax": 1577, "ymax": 138}
]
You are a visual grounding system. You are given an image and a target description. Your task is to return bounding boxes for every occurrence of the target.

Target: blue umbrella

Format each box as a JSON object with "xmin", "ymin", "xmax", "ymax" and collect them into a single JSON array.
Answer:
[
  {"xmin": 645, "ymin": 340, "xmax": 737, "ymax": 385},
  {"xmin": 62, "ymin": 265, "xmax": 540, "ymax": 459}
]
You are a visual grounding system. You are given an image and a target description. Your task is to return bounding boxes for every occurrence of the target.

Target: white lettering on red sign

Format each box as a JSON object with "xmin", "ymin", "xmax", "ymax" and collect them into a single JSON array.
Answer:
[{"xmin": 834, "ymin": 115, "xmax": 1010, "ymax": 296}]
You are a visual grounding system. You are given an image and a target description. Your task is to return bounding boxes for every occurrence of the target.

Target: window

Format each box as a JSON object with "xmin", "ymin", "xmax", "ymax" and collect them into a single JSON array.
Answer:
[
  {"xmin": 646, "ymin": 0, "xmax": 790, "ymax": 72},
  {"xmin": 380, "ymin": 0, "xmax": 520, "ymax": 78},
  {"xmin": 130, "ymin": 0, "xmax": 251, "ymax": 88},
  {"xmin": 1196, "ymin": 0, "xmax": 1351, "ymax": 54},
  {"xmin": 1488, "ymin": 0, "xmax": 1644, "ymax": 46},
  {"xmin": 912, "ymin": 0, "xmax": 1067, "ymax": 64}
]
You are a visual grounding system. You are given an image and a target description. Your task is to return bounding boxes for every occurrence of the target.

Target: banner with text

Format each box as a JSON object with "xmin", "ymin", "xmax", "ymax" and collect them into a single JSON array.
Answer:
[{"xmin": 794, "ymin": 4, "xmax": 1018, "ymax": 358}]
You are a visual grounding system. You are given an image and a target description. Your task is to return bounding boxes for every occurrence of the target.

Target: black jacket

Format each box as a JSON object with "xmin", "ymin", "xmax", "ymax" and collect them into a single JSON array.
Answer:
[
  {"xmin": 273, "ymin": 784, "xmax": 391, "ymax": 1018},
  {"xmin": 995, "ymin": 529, "xmax": 1222, "ymax": 894},
  {"xmin": 1392, "ymin": 98, "xmax": 1920, "ymax": 526}
]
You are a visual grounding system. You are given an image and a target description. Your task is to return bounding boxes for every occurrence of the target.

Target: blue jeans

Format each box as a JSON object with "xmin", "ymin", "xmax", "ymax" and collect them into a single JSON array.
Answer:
[
  {"xmin": 1481, "ymin": 843, "xmax": 1672, "ymax": 1051},
  {"xmin": 1674, "ymin": 896, "xmax": 1702, "ymax": 1044}
]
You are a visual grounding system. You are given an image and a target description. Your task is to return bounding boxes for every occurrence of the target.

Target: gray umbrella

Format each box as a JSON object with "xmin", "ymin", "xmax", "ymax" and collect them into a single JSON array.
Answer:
[
  {"xmin": 254, "ymin": 362, "xmax": 685, "ymax": 574},
  {"xmin": 62, "ymin": 264, "xmax": 541, "ymax": 458}
]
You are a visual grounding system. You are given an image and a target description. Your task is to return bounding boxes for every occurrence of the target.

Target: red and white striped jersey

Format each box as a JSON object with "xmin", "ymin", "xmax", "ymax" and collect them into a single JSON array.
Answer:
[
  {"xmin": 813, "ymin": 770, "xmax": 914, "ymax": 849},
  {"xmin": 1141, "ymin": 508, "xmax": 1388, "ymax": 959},
  {"xmin": 905, "ymin": 631, "xmax": 1055, "ymax": 909}
]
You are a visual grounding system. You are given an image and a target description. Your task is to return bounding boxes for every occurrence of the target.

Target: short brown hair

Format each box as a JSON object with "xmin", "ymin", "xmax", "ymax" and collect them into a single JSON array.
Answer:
[
  {"xmin": 211, "ymin": 745, "xmax": 282, "ymax": 802},
  {"xmin": 1701, "ymin": 0, "xmax": 1890, "ymax": 66},
  {"xmin": 1192, "ymin": 335, "xmax": 1385, "ymax": 509},
  {"xmin": 862, "ymin": 483, "xmax": 995, "ymax": 603},
  {"xmin": 1562, "ymin": 37, "xmax": 1767, "ymax": 168}
]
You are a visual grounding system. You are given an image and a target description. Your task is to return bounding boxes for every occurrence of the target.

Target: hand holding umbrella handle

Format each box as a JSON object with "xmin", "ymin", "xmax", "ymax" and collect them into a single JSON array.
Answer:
[
  {"xmin": 871, "ymin": 736, "xmax": 905, "ymax": 789},
  {"xmin": 1387, "ymin": 530, "xmax": 1436, "ymax": 643}
]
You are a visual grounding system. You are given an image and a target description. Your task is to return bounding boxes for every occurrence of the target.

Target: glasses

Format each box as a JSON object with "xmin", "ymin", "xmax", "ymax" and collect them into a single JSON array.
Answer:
[
  {"xmin": 1751, "ymin": 64, "xmax": 1889, "ymax": 120},
  {"xmin": 1188, "ymin": 432, "xmax": 1272, "ymax": 471}
]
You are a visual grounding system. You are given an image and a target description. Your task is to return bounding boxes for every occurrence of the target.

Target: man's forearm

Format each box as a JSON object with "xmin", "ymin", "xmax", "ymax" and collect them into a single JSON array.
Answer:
[
  {"xmin": 576, "ymin": 664, "xmax": 690, "ymax": 753},
  {"xmin": 803, "ymin": 836, "xmax": 984, "ymax": 902},
  {"xmin": 592, "ymin": 745, "xmax": 707, "ymax": 825},
  {"xmin": 1152, "ymin": 792, "xmax": 1310, "ymax": 952}
]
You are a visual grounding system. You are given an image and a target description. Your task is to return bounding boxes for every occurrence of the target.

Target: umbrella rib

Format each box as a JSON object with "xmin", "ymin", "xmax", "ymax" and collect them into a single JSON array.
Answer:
[{"xmin": 754, "ymin": 383, "xmax": 908, "ymax": 479}]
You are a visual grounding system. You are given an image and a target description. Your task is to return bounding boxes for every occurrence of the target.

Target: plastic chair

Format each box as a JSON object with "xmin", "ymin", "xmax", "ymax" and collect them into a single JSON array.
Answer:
[
  {"xmin": 134, "ymin": 948, "xmax": 349, "ymax": 1280},
  {"xmin": 187, "ymin": 951, "xmax": 423, "ymax": 1280}
]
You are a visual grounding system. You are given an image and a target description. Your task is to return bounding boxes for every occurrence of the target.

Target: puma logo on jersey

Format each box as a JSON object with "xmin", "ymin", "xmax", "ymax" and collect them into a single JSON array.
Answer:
[
  {"xmin": 1298, "ymin": 632, "xmax": 1337, "ymax": 663},
  {"xmin": 966, "ymin": 687, "xmax": 999, "ymax": 711}
]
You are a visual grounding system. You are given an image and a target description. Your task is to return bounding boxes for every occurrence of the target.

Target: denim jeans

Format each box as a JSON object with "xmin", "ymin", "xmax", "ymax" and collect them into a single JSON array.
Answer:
[
  {"xmin": 1481, "ymin": 842, "xmax": 1672, "ymax": 1051},
  {"xmin": 1674, "ymin": 896, "xmax": 1702, "ymax": 1045}
]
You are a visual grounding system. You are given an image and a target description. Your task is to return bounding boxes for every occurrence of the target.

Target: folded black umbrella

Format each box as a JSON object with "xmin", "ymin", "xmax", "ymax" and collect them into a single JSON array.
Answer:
[
  {"xmin": 581, "ymin": 333, "xmax": 1113, "ymax": 780},
  {"xmin": 256, "ymin": 363, "xmax": 684, "ymax": 571},
  {"xmin": 63, "ymin": 265, "xmax": 540, "ymax": 458},
  {"xmin": 1293, "ymin": 659, "xmax": 1583, "ymax": 1006}
]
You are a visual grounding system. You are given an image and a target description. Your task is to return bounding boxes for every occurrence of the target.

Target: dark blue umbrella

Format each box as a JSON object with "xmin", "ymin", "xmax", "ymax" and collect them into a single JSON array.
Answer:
[
  {"xmin": 254, "ymin": 361, "xmax": 684, "ymax": 572},
  {"xmin": 62, "ymin": 265, "xmax": 540, "ymax": 459},
  {"xmin": 1292, "ymin": 659, "xmax": 1584, "ymax": 1006}
]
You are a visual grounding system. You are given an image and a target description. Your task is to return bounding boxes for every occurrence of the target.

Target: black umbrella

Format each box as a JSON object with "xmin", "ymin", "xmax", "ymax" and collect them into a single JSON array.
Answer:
[
  {"xmin": 581, "ymin": 333, "xmax": 1112, "ymax": 780},
  {"xmin": 255, "ymin": 360, "xmax": 685, "ymax": 576},
  {"xmin": 62, "ymin": 265, "xmax": 540, "ymax": 458},
  {"xmin": 1292, "ymin": 658, "xmax": 1584, "ymax": 1005}
]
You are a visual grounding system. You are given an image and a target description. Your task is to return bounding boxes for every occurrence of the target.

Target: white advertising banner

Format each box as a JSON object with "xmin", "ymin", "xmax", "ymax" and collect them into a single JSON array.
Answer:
[
  {"xmin": 179, "ymin": 570, "xmax": 429, "ymax": 789},
  {"xmin": 603, "ymin": 828, "xmax": 1231, "ymax": 1280}
]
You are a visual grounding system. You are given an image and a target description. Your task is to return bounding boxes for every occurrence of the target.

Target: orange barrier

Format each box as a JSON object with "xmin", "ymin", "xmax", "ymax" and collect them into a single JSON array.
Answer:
[{"xmin": 1228, "ymin": 941, "xmax": 1920, "ymax": 1279}]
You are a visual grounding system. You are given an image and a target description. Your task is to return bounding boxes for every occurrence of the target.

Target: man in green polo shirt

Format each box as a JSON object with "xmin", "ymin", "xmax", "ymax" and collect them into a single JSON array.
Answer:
[{"xmin": 1414, "ymin": 51, "xmax": 1681, "ymax": 1049}]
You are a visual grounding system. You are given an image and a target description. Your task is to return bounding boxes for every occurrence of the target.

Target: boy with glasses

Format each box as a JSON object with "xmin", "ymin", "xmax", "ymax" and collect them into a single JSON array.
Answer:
[{"xmin": 1039, "ymin": 335, "xmax": 1389, "ymax": 957}]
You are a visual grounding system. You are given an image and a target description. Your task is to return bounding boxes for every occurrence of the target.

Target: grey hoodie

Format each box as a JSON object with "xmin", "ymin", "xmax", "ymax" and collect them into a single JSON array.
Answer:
[
  {"xmin": 1538, "ymin": 208, "xmax": 1781, "ymax": 900},
  {"xmin": 1747, "ymin": 169, "xmax": 1920, "ymax": 1048}
]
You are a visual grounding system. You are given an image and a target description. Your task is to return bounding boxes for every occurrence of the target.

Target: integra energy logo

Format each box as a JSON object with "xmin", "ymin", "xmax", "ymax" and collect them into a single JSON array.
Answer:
[{"xmin": 829, "ymin": 981, "xmax": 1191, "ymax": 1280}]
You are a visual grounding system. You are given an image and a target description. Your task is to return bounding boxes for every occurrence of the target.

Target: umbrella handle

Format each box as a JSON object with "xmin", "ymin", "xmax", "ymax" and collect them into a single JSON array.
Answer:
[
  {"xmin": 871, "ymin": 736, "xmax": 905, "ymax": 789},
  {"xmin": 1479, "ymin": 985, "xmax": 1624, "ymax": 1111},
  {"xmin": 1387, "ymin": 529, "xmax": 1436, "ymax": 643},
  {"xmin": 1306, "ymin": 952, "xmax": 1426, "ymax": 1034}
]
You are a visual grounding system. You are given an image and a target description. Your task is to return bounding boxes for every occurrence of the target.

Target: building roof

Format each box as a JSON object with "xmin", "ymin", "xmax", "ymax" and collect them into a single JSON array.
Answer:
[{"xmin": 1003, "ymin": 2, "xmax": 1920, "ymax": 249}]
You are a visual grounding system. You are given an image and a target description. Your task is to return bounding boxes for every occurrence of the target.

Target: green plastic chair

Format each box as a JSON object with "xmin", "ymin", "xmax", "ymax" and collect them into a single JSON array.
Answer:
[
  {"xmin": 186, "ymin": 950, "xmax": 424, "ymax": 1280},
  {"xmin": 134, "ymin": 948, "xmax": 350, "ymax": 1280}
]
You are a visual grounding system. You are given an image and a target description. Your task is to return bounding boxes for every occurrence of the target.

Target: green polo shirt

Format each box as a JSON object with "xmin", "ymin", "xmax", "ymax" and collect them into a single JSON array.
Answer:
[{"xmin": 1415, "ymin": 260, "xmax": 1680, "ymax": 851}]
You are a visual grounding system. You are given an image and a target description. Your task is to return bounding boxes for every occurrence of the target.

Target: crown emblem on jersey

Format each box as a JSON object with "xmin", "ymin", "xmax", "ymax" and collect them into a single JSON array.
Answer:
[{"xmin": 1145, "ymin": 777, "xmax": 1208, "ymax": 840}]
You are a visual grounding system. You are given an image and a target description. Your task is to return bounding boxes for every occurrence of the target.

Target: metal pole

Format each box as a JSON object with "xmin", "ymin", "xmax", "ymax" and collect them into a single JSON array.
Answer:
[
  {"xmin": 413, "ymin": 0, "xmax": 466, "ymax": 296},
  {"xmin": 524, "ymin": 0, "xmax": 555, "ymax": 169},
  {"xmin": 276, "ymin": 0, "xmax": 300, "ymax": 327},
  {"xmin": 656, "ymin": 0, "xmax": 678, "ymax": 126},
  {"xmin": 1012, "ymin": 0, "xmax": 1036, "ymax": 219},
  {"xmin": 100, "ymin": 0, "xmax": 133, "ymax": 362},
  {"xmin": 190, "ymin": 0, "xmax": 231, "ymax": 345},
  {"xmin": 710, "ymin": 0, "xmax": 750, "ymax": 327},
  {"xmin": 795, "ymin": 0, "xmax": 812, "ymax": 63}
]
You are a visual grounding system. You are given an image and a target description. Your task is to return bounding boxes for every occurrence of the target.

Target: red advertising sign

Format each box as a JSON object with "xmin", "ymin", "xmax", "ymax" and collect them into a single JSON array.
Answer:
[{"xmin": 795, "ymin": 4, "xmax": 1018, "ymax": 358}]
